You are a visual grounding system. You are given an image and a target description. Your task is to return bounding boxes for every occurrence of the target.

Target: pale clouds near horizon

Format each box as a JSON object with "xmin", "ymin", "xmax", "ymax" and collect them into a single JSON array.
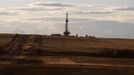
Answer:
[{"xmin": 0, "ymin": 0, "xmax": 134, "ymax": 38}]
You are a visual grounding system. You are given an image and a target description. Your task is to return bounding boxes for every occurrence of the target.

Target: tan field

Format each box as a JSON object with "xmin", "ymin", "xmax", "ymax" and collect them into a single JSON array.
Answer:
[
  {"xmin": 41, "ymin": 36, "xmax": 134, "ymax": 51},
  {"xmin": 0, "ymin": 33, "xmax": 134, "ymax": 51},
  {"xmin": 0, "ymin": 33, "xmax": 134, "ymax": 75}
]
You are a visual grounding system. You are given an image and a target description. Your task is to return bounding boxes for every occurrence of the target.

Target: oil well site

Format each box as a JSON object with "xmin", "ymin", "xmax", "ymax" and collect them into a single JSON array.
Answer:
[{"xmin": 0, "ymin": 13, "xmax": 134, "ymax": 75}]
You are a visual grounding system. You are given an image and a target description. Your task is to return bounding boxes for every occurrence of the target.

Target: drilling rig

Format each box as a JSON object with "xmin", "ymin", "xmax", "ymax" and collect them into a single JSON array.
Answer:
[{"xmin": 63, "ymin": 12, "xmax": 71, "ymax": 36}]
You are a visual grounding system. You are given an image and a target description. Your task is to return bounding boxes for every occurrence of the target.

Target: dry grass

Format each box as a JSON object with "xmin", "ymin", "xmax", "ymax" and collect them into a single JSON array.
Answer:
[
  {"xmin": 41, "ymin": 36, "xmax": 134, "ymax": 51},
  {"xmin": 0, "ymin": 34, "xmax": 134, "ymax": 52},
  {"xmin": 1, "ymin": 34, "xmax": 134, "ymax": 75}
]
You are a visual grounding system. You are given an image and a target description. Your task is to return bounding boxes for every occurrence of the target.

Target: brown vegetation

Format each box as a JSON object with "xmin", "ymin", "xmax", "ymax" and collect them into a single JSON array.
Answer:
[
  {"xmin": 1, "ymin": 33, "xmax": 134, "ymax": 51},
  {"xmin": 0, "ymin": 34, "xmax": 134, "ymax": 75}
]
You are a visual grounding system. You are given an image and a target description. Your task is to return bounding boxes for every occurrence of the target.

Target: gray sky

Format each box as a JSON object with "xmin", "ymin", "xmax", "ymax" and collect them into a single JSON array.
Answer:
[{"xmin": 0, "ymin": 0, "xmax": 134, "ymax": 38}]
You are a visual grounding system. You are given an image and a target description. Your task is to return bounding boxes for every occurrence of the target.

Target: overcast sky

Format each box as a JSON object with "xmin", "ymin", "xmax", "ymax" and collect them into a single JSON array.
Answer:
[{"xmin": 0, "ymin": 0, "xmax": 134, "ymax": 38}]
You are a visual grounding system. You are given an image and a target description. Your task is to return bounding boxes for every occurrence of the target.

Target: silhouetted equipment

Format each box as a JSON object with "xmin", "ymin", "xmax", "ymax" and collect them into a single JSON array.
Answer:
[
  {"xmin": 51, "ymin": 34, "xmax": 62, "ymax": 37},
  {"xmin": 4, "ymin": 34, "xmax": 27, "ymax": 54},
  {"xmin": 76, "ymin": 34, "xmax": 78, "ymax": 37},
  {"xmin": 85, "ymin": 35, "xmax": 88, "ymax": 38},
  {"xmin": 64, "ymin": 12, "xmax": 70, "ymax": 36}
]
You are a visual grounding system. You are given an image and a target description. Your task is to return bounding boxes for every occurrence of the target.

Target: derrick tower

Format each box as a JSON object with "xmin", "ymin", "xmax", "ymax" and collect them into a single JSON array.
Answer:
[{"xmin": 64, "ymin": 12, "xmax": 70, "ymax": 36}]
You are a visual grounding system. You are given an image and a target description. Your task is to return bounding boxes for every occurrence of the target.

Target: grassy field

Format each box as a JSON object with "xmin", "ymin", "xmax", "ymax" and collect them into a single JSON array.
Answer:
[
  {"xmin": 0, "ymin": 33, "xmax": 134, "ymax": 75},
  {"xmin": 0, "ymin": 33, "xmax": 134, "ymax": 51}
]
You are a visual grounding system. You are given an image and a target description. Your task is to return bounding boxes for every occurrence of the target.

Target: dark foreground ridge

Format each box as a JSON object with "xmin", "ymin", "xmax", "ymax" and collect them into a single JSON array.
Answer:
[
  {"xmin": 0, "ymin": 64, "xmax": 133, "ymax": 75},
  {"xmin": 25, "ymin": 48, "xmax": 134, "ymax": 58},
  {"xmin": 0, "ymin": 55, "xmax": 134, "ymax": 75}
]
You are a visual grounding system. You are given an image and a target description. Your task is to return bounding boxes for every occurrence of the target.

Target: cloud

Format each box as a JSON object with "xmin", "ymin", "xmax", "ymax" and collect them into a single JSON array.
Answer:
[
  {"xmin": 0, "ymin": 8, "xmax": 20, "ymax": 16},
  {"xmin": 114, "ymin": 7, "xmax": 134, "ymax": 11},
  {"xmin": 32, "ymin": 2, "xmax": 76, "ymax": 8},
  {"xmin": 15, "ymin": 7, "xmax": 62, "ymax": 11},
  {"xmin": 1, "ymin": 15, "xmax": 134, "ymax": 38},
  {"xmin": 71, "ymin": 11, "xmax": 113, "ymax": 15},
  {"xmin": 19, "ymin": 18, "xmax": 134, "ymax": 38},
  {"xmin": 28, "ymin": 18, "xmax": 95, "ymax": 23},
  {"xmin": 14, "ymin": 2, "xmax": 73, "ymax": 11},
  {"xmin": 29, "ymin": 17, "xmax": 64, "ymax": 21},
  {"xmin": 0, "ymin": 11, "xmax": 18, "ymax": 16},
  {"xmin": 0, "ymin": 11, "xmax": 17, "ymax": 15},
  {"xmin": 69, "ymin": 19, "xmax": 134, "ymax": 38}
]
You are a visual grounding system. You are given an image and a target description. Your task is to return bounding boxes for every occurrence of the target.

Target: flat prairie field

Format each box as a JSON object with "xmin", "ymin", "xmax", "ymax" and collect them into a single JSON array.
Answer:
[{"xmin": 0, "ymin": 34, "xmax": 134, "ymax": 75}]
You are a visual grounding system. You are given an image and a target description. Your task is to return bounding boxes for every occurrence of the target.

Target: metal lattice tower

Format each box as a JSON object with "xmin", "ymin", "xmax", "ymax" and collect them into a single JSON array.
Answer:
[{"xmin": 64, "ymin": 12, "xmax": 70, "ymax": 36}]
